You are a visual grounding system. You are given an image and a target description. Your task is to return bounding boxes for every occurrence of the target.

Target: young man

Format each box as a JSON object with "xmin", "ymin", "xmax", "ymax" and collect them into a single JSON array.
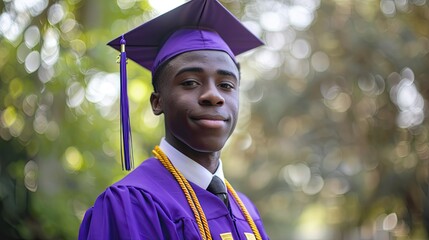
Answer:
[{"xmin": 79, "ymin": 0, "xmax": 269, "ymax": 239}]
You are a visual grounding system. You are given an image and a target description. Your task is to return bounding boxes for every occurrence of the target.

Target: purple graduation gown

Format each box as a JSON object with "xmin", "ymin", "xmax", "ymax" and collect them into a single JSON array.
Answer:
[{"xmin": 79, "ymin": 158, "xmax": 269, "ymax": 240}]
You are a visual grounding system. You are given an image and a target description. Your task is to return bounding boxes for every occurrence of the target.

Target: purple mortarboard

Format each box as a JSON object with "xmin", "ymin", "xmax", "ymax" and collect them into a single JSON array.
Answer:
[{"xmin": 108, "ymin": 0, "xmax": 264, "ymax": 170}]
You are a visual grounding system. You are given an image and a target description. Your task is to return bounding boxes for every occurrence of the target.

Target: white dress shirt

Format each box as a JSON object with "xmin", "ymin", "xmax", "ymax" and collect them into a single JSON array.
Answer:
[{"xmin": 159, "ymin": 138, "xmax": 225, "ymax": 190}]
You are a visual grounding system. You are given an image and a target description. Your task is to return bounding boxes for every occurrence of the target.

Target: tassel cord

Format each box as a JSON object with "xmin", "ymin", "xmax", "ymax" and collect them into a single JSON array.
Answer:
[{"xmin": 119, "ymin": 36, "xmax": 133, "ymax": 170}]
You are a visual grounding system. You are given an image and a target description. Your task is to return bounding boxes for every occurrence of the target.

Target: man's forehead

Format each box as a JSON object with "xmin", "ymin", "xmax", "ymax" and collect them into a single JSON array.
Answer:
[
  {"xmin": 166, "ymin": 50, "xmax": 239, "ymax": 75},
  {"xmin": 171, "ymin": 50, "xmax": 236, "ymax": 64}
]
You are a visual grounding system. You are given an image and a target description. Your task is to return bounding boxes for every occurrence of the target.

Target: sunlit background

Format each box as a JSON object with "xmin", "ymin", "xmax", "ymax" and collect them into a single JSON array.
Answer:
[{"xmin": 1, "ymin": 0, "xmax": 429, "ymax": 239}]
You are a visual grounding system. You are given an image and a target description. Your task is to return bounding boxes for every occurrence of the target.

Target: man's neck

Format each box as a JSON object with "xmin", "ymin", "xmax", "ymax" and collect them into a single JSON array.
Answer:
[{"xmin": 165, "ymin": 137, "xmax": 221, "ymax": 174}]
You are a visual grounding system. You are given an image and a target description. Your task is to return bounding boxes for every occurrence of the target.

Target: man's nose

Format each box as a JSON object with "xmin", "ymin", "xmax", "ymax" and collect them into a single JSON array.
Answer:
[{"xmin": 198, "ymin": 83, "xmax": 225, "ymax": 106}]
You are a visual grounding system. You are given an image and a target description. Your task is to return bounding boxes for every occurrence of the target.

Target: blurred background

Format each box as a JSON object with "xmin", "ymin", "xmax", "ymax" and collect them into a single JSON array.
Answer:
[{"xmin": 1, "ymin": 0, "xmax": 429, "ymax": 239}]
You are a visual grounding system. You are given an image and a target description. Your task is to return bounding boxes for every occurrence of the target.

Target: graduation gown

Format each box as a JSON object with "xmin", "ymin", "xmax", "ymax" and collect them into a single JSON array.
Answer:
[{"xmin": 79, "ymin": 158, "xmax": 269, "ymax": 240}]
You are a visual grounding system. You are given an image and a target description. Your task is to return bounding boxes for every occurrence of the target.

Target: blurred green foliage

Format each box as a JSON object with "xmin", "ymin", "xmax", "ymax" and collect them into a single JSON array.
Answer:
[{"xmin": 1, "ymin": 0, "xmax": 429, "ymax": 239}]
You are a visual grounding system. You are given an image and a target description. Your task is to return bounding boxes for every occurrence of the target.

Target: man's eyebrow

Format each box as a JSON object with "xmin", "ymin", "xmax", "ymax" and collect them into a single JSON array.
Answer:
[
  {"xmin": 174, "ymin": 67, "xmax": 238, "ymax": 80},
  {"xmin": 175, "ymin": 67, "xmax": 204, "ymax": 77},
  {"xmin": 217, "ymin": 69, "xmax": 238, "ymax": 80}
]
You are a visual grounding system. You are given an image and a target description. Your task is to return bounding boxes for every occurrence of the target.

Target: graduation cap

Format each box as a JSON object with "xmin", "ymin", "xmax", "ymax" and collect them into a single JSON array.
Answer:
[{"xmin": 108, "ymin": 0, "xmax": 264, "ymax": 170}]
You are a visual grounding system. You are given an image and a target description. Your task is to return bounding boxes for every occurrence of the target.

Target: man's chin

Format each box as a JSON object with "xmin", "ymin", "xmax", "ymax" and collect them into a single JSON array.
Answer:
[{"xmin": 188, "ymin": 139, "xmax": 227, "ymax": 153}]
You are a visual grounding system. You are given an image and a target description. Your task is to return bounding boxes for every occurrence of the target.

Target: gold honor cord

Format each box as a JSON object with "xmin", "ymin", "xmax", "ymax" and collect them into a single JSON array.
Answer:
[
  {"xmin": 152, "ymin": 147, "xmax": 211, "ymax": 240},
  {"xmin": 225, "ymin": 180, "xmax": 262, "ymax": 240},
  {"xmin": 152, "ymin": 146, "xmax": 262, "ymax": 240}
]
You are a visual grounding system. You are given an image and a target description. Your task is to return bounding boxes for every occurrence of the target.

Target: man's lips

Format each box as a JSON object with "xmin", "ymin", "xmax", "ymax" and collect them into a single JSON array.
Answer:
[{"xmin": 191, "ymin": 115, "xmax": 228, "ymax": 128}]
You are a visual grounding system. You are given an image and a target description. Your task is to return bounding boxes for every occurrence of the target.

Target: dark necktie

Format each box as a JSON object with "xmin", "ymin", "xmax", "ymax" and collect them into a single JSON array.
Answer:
[{"xmin": 207, "ymin": 176, "xmax": 230, "ymax": 208}]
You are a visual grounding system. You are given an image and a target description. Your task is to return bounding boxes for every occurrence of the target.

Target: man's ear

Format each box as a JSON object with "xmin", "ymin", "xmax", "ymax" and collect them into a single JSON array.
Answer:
[{"xmin": 150, "ymin": 92, "xmax": 163, "ymax": 115}]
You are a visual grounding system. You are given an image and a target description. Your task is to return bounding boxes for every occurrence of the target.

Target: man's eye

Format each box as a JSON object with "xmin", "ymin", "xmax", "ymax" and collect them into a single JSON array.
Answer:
[
  {"xmin": 181, "ymin": 80, "xmax": 199, "ymax": 87},
  {"xmin": 219, "ymin": 82, "xmax": 235, "ymax": 89}
]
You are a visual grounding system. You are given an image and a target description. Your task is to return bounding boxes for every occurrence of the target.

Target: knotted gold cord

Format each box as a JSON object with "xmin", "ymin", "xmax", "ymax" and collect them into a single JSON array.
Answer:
[
  {"xmin": 152, "ymin": 146, "xmax": 211, "ymax": 240},
  {"xmin": 225, "ymin": 180, "xmax": 262, "ymax": 240},
  {"xmin": 152, "ymin": 146, "xmax": 262, "ymax": 240}
]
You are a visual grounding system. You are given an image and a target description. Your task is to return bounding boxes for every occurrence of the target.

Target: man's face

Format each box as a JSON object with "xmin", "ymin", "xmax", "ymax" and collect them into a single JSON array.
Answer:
[{"xmin": 151, "ymin": 50, "xmax": 239, "ymax": 155}]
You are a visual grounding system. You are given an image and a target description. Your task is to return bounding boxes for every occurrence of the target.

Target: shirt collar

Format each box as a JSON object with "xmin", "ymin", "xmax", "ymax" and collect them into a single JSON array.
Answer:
[{"xmin": 159, "ymin": 138, "xmax": 225, "ymax": 190}]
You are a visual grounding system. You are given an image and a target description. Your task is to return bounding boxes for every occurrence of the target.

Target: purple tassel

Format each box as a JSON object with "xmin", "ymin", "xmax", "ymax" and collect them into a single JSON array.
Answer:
[{"xmin": 119, "ymin": 35, "xmax": 133, "ymax": 171}]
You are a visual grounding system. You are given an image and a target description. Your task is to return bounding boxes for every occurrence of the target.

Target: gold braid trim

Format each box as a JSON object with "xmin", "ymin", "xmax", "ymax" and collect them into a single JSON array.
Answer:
[
  {"xmin": 225, "ymin": 180, "xmax": 262, "ymax": 240},
  {"xmin": 152, "ymin": 146, "xmax": 212, "ymax": 240},
  {"xmin": 153, "ymin": 146, "xmax": 262, "ymax": 240}
]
